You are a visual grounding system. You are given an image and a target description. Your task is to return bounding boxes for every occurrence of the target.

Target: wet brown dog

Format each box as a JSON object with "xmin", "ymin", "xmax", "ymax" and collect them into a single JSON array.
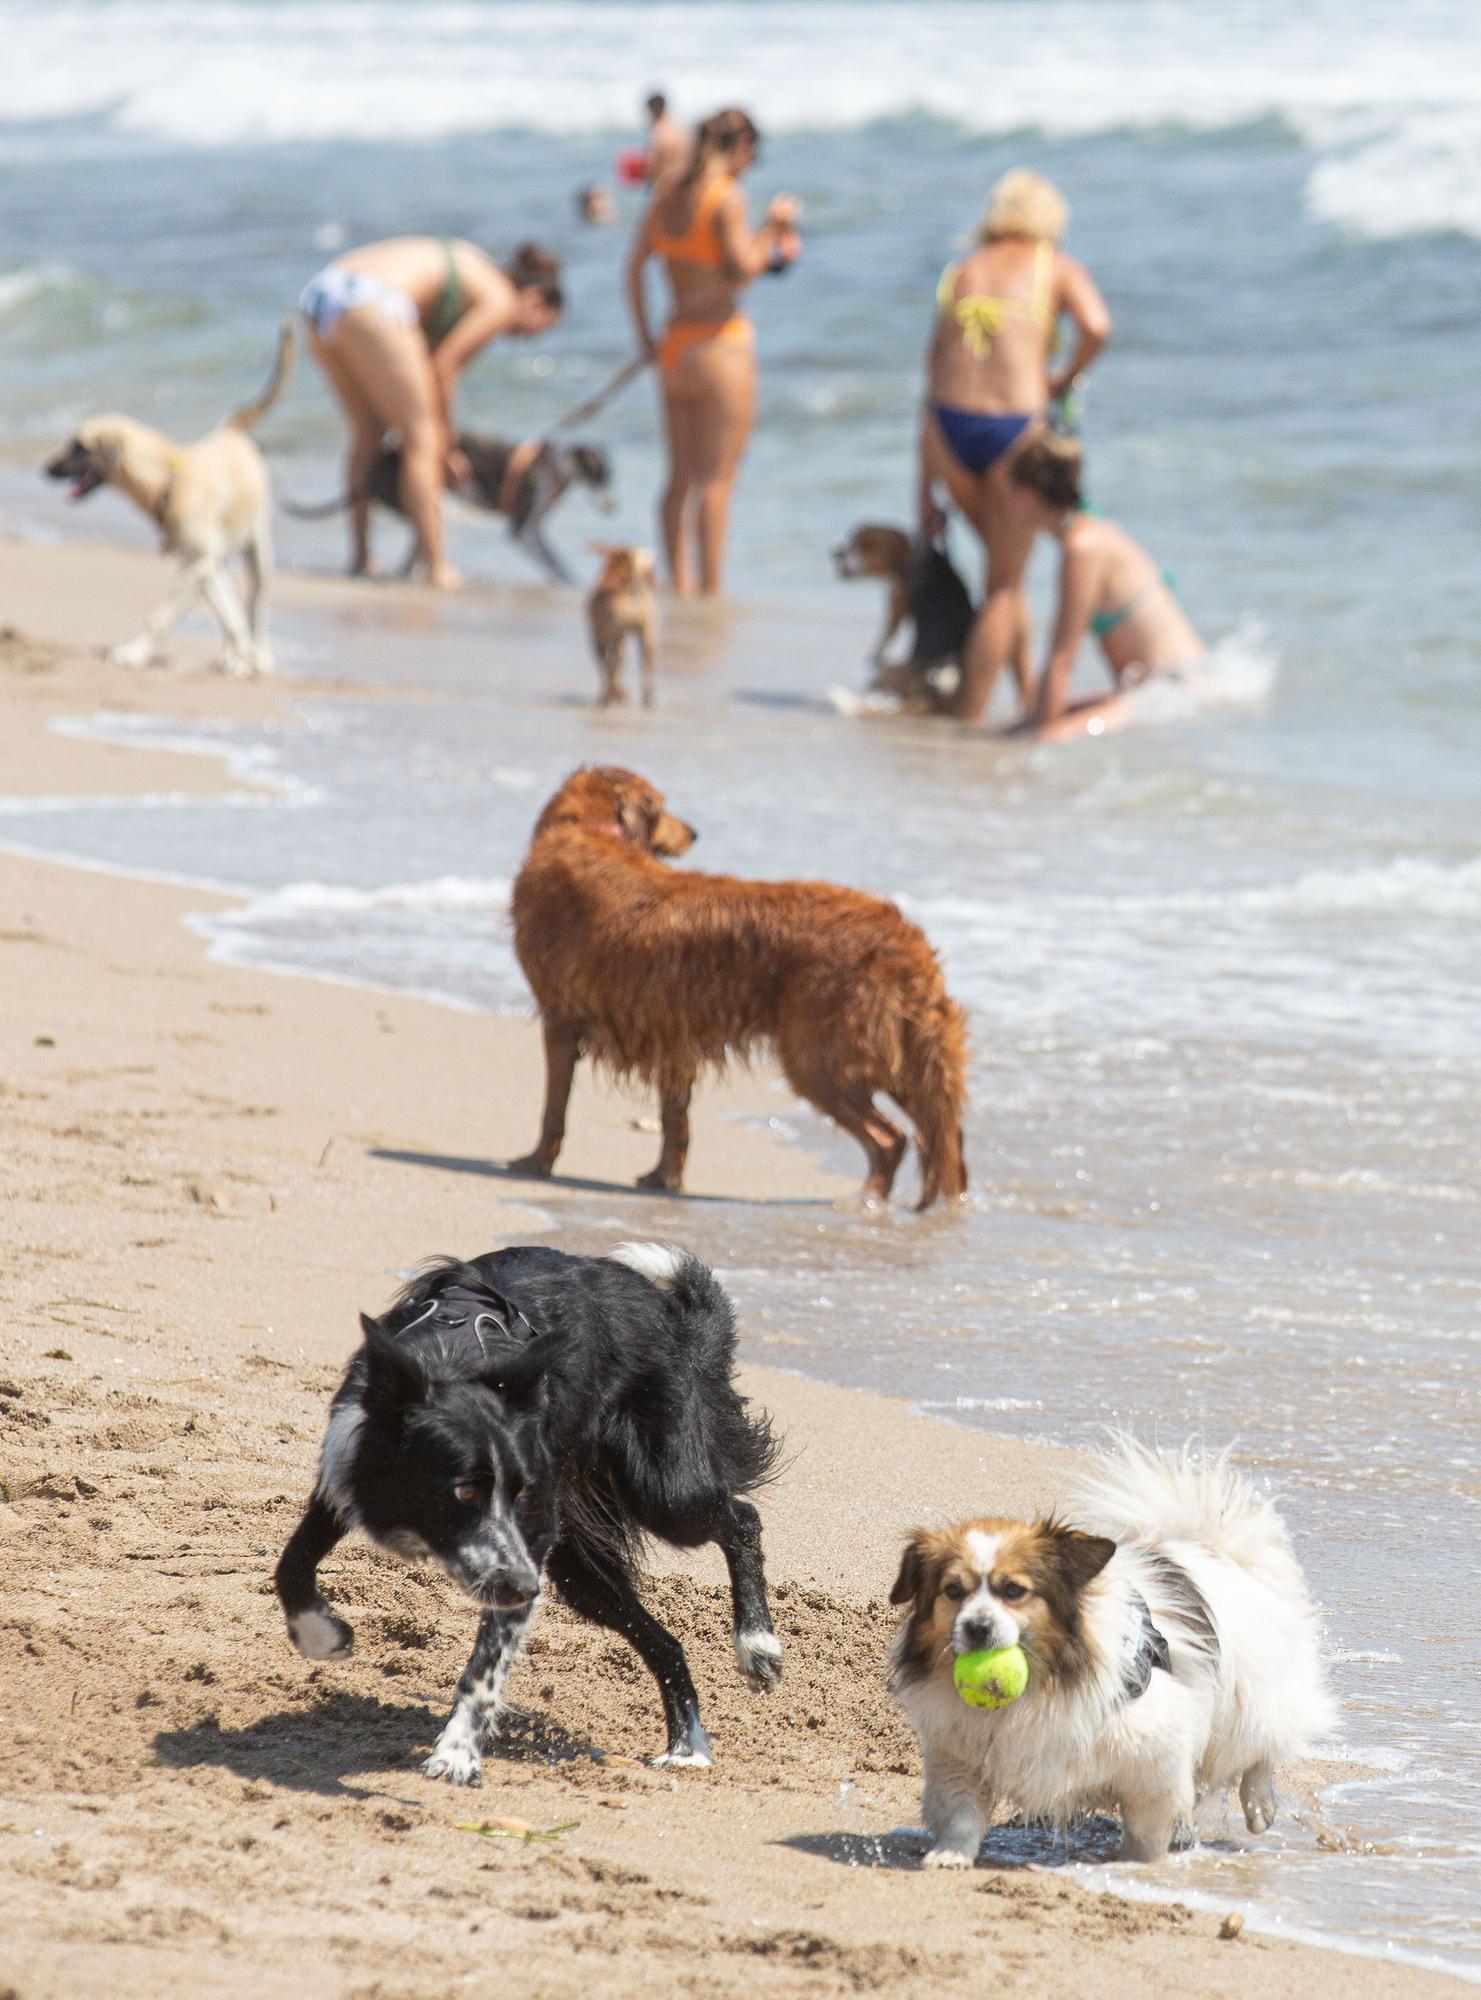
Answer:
[
  {"xmin": 509, "ymin": 766, "xmax": 969, "ymax": 1207},
  {"xmin": 586, "ymin": 545, "xmax": 658, "ymax": 707}
]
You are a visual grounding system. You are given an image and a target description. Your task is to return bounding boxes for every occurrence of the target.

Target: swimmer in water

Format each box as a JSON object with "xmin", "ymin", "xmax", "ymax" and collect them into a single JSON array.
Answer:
[
  {"xmin": 643, "ymin": 91, "xmax": 691, "ymax": 183},
  {"xmin": 1007, "ymin": 435, "xmax": 1205, "ymax": 743}
]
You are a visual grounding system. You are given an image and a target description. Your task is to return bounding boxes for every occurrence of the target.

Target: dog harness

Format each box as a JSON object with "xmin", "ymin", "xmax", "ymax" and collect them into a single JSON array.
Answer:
[
  {"xmin": 1117, "ymin": 1588, "xmax": 1173, "ymax": 1702},
  {"xmin": 398, "ymin": 1285, "xmax": 539, "ymax": 1356}
]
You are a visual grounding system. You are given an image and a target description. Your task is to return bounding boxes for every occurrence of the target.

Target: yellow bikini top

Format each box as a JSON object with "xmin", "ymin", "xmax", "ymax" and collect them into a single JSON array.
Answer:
[{"xmin": 936, "ymin": 240, "xmax": 1055, "ymax": 361}]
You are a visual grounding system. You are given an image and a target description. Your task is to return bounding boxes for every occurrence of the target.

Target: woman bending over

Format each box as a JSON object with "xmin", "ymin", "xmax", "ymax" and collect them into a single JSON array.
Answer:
[
  {"xmin": 1008, "ymin": 436, "xmax": 1205, "ymax": 742},
  {"xmin": 301, "ymin": 237, "xmax": 563, "ymax": 587}
]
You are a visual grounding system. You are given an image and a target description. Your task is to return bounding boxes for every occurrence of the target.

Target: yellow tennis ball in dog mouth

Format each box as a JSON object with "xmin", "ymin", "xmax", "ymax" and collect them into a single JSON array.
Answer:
[{"xmin": 952, "ymin": 1644, "xmax": 1029, "ymax": 1709}]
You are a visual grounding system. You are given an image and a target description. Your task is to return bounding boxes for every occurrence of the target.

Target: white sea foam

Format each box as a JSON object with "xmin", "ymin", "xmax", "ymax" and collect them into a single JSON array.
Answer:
[
  {"xmin": 205, "ymin": 874, "xmax": 512, "ymax": 925},
  {"xmin": 0, "ymin": 261, "xmax": 79, "ymax": 317},
  {"xmin": 6, "ymin": 1, "xmax": 1481, "ymax": 238}
]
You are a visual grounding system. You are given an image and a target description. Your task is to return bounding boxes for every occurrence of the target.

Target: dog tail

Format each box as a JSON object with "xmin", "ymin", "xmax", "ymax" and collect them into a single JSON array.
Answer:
[
  {"xmin": 1072, "ymin": 1437, "xmax": 1305, "ymax": 1592},
  {"xmin": 281, "ymin": 489, "xmax": 356, "ymax": 520},
  {"xmin": 894, "ymin": 983, "xmax": 969, "ymax": 1211},
  {"xmin": 227, "ymin": 318, "xmax": 295, "ymax": 432},
  {"xmin": 608, "ymin": 1242, "xmax": 781, "ymax": 1495}
]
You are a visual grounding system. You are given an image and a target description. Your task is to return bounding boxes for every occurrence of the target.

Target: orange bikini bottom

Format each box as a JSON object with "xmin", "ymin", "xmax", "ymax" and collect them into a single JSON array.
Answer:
[{"xmin": 657, "ymin": 315, "xmax": 753, "ymax": 376}]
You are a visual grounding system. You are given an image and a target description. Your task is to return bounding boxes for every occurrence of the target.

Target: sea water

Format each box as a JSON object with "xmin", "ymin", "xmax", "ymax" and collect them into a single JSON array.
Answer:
[{"xmin": 2, "ymin": 0, "xmax": 1479, "ymax": 1976}]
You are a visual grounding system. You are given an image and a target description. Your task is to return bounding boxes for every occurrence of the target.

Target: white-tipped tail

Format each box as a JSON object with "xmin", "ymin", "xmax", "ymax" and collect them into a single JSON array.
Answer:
[{"xmin": 608, "ymin": 1241, "xmax": 687, "ymax": 1292}]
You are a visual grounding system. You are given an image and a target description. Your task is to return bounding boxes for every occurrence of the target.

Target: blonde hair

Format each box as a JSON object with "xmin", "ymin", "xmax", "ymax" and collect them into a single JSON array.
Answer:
[{"xmin": 977, "ymin": 169, "xmax": 1068, "ymax": 245}]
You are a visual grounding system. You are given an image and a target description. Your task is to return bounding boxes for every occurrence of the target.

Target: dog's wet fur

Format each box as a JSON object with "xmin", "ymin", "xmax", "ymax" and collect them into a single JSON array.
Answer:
[{"xmin": 275, "ymin": 1241, "xmax": 783, "ymax": 1785}]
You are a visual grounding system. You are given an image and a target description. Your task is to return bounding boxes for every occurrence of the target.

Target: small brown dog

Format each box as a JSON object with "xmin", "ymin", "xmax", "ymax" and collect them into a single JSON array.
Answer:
[
  {"xmin": 509, "ymin": 766, "xmax": 969, "ymax": 1207},
  {"xmin": 586, "ymin": 545, "xmax": 658, "ymax": 707}
]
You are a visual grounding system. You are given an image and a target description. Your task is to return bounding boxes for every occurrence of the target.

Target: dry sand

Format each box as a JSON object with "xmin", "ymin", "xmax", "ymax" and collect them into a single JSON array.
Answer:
[{"xmin": 0, "ymin": 535, "xmax": 1467, "ymax": 1998}]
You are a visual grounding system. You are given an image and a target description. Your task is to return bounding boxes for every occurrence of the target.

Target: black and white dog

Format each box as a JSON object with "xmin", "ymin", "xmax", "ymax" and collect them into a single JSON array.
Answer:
[
  {"xmin": 275, "ymin": 1242, "xmax": 782, "ymax": 1785},
  {"xmin": 284, "ymin": 433, "xmax": 613, "ymax": 584}
]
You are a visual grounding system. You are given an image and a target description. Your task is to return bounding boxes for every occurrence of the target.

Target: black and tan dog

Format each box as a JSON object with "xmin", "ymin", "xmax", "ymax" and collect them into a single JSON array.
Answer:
[
  {"xmin": 832, "ymin": 524, "xmax": 974, "ymax": 711},
  {"xmin": 286, "ymin": 433, "xmax": 612, "ymax": 584}
]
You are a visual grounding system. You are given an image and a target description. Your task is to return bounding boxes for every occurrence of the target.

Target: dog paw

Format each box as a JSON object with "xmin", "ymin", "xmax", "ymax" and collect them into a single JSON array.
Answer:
[
  {"xmin": 422, "ymin": 1745, "xmax": 483, "ymax": 1787},
  {"xmin": 1243, "ymin": 1795, "xmax": 1275, "ymax": 1834},
  {"xmin": 653, "ymin": 1746, "xmax": 713, "ymax": 1770},
  {"xmin": 106, "ymin": 639, "xmax": 158, "ymax": 670},
  {"xmin": 734, "ymin": 1629, "xmax": 783, "ymax": 1692},
  {"xmin": 288, "ymin": 1608, "xmax": 354, "ymax": 1660},
  {"xmin": 922, "ymin": 1846, "xmax": 974, "ymax": 1871}
]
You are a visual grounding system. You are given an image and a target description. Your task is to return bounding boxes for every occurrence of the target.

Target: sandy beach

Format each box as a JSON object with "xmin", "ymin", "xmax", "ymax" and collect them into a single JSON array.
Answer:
[{"xmin": 0, "ymin": 535, "xmax": 1470, "ymax": 1999}]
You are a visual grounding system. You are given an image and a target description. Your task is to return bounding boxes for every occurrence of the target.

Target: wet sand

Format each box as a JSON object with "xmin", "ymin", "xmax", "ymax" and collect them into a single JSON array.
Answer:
[{"xmin": 0, "ymin": 535, "xmax": 1468, "ymax": 1999}]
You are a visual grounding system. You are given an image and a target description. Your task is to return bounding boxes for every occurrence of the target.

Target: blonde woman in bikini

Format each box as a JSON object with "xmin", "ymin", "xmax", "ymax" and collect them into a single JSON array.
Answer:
[
  {"xmin": 626, "ymin": 107, "xmax": 801, "ymax": 594},
  {"xmin": 300, "ymin": 237, "xmax": 563, "ymax": 588},
  {"xmin": 919, "ymin": 170, "xmax": 1111, "ymax": 722},
  {"xmin": 1008, "ymin": 435, "xmax": 1205, "ymax": 743}
]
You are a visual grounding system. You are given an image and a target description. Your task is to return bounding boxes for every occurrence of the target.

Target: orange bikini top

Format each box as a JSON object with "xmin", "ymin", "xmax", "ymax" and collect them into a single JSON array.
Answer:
[{"xmin": 649, "ymin": 175, "xmax": 731, "ymax": 270}]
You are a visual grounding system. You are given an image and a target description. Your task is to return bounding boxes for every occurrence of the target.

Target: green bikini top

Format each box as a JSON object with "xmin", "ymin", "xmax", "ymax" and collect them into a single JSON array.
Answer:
[{"xmin": 423, "ymin": 240, "xmax": 464, "ymax": 348}]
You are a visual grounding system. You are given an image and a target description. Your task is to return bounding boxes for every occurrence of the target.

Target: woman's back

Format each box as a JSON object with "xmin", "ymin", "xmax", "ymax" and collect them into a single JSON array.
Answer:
[{"xmin": 929, "ymin": 238, "xmax": 1058, "ymax": 413}]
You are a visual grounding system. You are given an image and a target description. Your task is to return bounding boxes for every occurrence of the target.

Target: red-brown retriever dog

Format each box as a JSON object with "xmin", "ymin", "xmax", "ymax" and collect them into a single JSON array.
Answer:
[{"xmin": 509, "ymin": 766, "xmax": 969, "ymax": 1208}]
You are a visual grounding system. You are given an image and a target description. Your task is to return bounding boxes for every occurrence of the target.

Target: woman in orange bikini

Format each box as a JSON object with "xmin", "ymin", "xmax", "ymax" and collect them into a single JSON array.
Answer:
[
  {"xmin": 300, "ymin": 237, "xmax": 563, "ymax": 588},
  {"xmin": 626, "ymin": 107, "xmax": 801, "ymax": 595},
  {"xmin": 918, "ymin": 170, "xmax": 1112, "ymax": 722}
]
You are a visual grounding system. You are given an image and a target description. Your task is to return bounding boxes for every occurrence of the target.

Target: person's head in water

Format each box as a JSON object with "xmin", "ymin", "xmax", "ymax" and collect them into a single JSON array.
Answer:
[
  {"xmin": 679, "ymin": 106, "xmax": 761, "ymax": 189},
  {"xmin": 1009, "ymin": 434, "xmax": 1084, "ymax": 527},
  {"xmin": 977, "ymin": 169, "xmax": 1068, "ymax": 246},
  {"xmin": 504, "ymin": 242, "xmax": 565, "ymax": 332},
  {"xmin": 646, "ymin": 91, "xmax": 667, "ymax": 124},
  {"xmin": 575, "ymin": 185, "xmax": 616, "ymax": 225}
]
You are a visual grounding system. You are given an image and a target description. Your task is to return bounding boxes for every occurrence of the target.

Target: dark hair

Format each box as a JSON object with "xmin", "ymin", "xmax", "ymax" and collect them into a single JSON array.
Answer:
[
  {"xmin": 1010, "ymin": 434, "xmax": 1083, "ymax": 511},
  {"xmin": 504, "ymin": 241, "xmax": 564, "ymax": 311},
  {"xmin": 646, "ymin": 92, "xmax": 667, "ymax": 117},
  {"xmin": 678, "ymin": 106, "xmax": 760, "ymax": 193}
]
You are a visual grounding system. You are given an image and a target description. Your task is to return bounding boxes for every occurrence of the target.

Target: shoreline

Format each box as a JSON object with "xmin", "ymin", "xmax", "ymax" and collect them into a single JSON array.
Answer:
[{"xmin": 0, "ymin": 535, "xmax": 1472, "ymax": 1997}]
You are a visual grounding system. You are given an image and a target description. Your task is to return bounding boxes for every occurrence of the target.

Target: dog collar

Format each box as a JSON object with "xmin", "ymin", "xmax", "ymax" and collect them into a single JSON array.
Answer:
[{"xmin": 1118, "ymin": 1589, "xmax": 1173, "ymax": 1702}]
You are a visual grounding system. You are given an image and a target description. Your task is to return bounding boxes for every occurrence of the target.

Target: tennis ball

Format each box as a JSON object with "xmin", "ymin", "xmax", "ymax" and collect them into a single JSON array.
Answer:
[{"xmin": 952, "ymin": 1644, "xmax": 1029, "ymax": 1709}]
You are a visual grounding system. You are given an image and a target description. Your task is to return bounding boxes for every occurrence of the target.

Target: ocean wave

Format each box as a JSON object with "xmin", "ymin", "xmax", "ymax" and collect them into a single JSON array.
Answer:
[
  {"xmin": 5, "ymin": 0, "xmax": 1480, "ymax": 246},
  {"xmin": 206, "ymin": 874, "xmax": 513, "ymax": 924},
  {"xmin": 0, "ymin": 262, "xmax": 81, "ymax": 319}
]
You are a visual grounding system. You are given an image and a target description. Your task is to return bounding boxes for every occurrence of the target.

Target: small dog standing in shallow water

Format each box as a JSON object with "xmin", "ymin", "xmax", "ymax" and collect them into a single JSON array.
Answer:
[
  {"xmin": 889, "ymin": 1440, "xmax": 1335, "ymax": 1865},
  {"xmin": 509, "ymin": 765, "xmax": 969, "ymax": 1207},
  {"xmin": 44, "ymin": 321, "xmax": 292, "ymax": 676},
  {"xmin": 586, "ymin": 544, "xmax": 658, "ymax": 706},
  {"xmin": 275, "ymin": 1242, "xmax": 782, "ymax": 1784}
]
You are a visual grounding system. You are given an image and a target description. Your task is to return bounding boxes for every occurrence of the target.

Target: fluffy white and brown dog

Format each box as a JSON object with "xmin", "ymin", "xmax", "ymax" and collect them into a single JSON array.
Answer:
[{"xmin": 888, "ymin": 1440, "xmax": 1335, "ymax": 1867}]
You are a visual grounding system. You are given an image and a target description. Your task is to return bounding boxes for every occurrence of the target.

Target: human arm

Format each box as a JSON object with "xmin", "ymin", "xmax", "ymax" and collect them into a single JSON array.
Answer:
[
  {"xmin": 714, "ymin": 183, "xmax": 802, "ymax": 282},
  {"xmin": 624, "ymin": 216, "xmax": 658, "ymax": 360},
  {"xmin": 1047, "ymin": 254, "xmax": 1112, "ymax": 401},
  {"xmin": 1032, "ymin": 542, "xmax": 1099, "ymax": 730},
  {"xmin": 429, "ymin": 291, "xmax": 517, "ymax": 464}
]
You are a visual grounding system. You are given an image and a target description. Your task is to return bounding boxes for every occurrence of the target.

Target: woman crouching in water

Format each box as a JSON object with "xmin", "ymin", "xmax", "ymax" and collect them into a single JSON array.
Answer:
[
  {"xmin": 626, "ymin": 106, "xmax": 801, "ymax": 595},
  {"xmin": 300, "ymin": 237, "xmax": 564, "ymax": 588},
  {"xmin": 1009, "ymin": 435, "xmax": 1205, "ymax": 742}
]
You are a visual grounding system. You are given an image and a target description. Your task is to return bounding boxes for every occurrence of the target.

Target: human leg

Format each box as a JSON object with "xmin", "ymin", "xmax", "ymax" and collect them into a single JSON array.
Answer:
[
  {"xmin": 682, "ymin": 331, "xmax": 756, "ymax": 596},
  {"xmin": 322, "ymin": 313, "xmax": 457, "ymax": 586}
]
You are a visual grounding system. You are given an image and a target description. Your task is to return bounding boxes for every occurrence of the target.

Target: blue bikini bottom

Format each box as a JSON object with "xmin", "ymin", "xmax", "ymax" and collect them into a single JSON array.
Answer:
[{"xmin": 931, "ymin": 404, "xmax": 1033, "ymax": 476}]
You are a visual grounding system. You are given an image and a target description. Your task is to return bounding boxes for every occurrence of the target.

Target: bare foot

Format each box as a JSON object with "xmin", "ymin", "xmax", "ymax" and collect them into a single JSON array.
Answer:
[
  {"xmin": 428, "ymin": 562, "xmax": 464, "ymax": 591},
  {"xmin": 507, "ymin": 1150, "xmax": 556, "ymax": 1177},
  {"xmin": 349, "ymin": 557, "xmax": 384, "ymax": 581},
  {"xmin": 635, "ymin": 1165, "xmax": 682, "ymax": 1193}
]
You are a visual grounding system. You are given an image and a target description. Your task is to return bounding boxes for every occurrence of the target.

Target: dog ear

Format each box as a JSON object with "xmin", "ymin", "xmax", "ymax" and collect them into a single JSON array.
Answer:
[
  {"xmin": 889, "ymin": 1530, "xmax": 933, "ymax": 1606},
  {"xmin": 479, "ymin": 1331, "xmax": 558, "ymax": 1404},
  {"xmin": 359, "ymin": 1311, "xmax": 428, "ymax": 1408},
  {"xmin": 1041, "ymin": 1525, "xmax": 1117, "ymax": 1594}
]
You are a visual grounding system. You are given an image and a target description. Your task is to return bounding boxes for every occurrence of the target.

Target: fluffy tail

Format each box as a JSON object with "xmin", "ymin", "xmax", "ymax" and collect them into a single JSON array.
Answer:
[
  {"xmin": 894, "ymin": 987, "xmax": 969, "ymax": 1210},
  {"xmin": 608, "ymin": 1242, "xmax": 780, "ymax": 1495},
  {"xmin": 1072, "ymin": 1437, "xmax": 1307, "ymax": 1595},
  {"xmin": 228, "ymin": 318, "xmax": 295, "ymax": 432}
]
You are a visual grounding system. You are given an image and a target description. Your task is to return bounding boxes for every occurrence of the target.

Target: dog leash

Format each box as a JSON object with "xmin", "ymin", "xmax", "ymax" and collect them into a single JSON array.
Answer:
[{"xmin": 540, "ymin": 353, "xmax": 649, "ymax": 440}]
